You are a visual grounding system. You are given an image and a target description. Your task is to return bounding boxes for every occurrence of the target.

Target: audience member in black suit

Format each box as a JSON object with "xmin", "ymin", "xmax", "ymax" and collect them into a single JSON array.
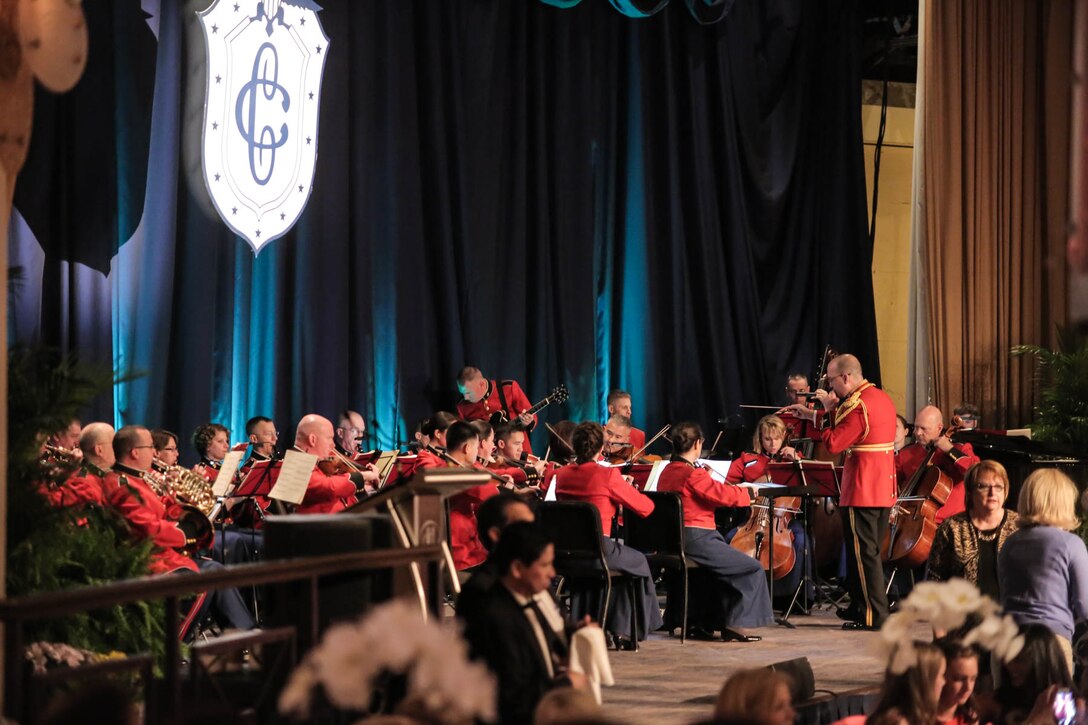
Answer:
[
  {"xmin": 457, "ymin": 493, "xmax": 535, "ymax": 619},
  {"xmin": 459, "ymin": 522, "xmax": 588, "ymax": 724}
]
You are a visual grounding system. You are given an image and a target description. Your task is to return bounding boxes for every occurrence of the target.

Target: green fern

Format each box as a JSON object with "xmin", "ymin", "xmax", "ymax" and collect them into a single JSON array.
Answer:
[
  {"xmin": 1011, "ymin": 326, "xmax": 1088, "ymax": 450},
  {"xmin": 6, "ymin": 346, "xmax": 163, "ymax": 664}
]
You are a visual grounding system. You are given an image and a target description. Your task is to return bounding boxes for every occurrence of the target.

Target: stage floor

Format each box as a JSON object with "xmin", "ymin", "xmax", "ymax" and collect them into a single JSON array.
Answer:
[{"xmin": 598, "ymin": 609, "xmax": 921, "ymax": 724}]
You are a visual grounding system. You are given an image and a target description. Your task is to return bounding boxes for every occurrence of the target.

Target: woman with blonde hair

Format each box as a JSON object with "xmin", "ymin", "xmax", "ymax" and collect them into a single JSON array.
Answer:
[
  {"xmin": 714, "ymin": 668, "xmax": 795, "ymax": 725},
  {"xmin": 998, "ymin": 468, "xmax": 1088, "ymax": 671}
]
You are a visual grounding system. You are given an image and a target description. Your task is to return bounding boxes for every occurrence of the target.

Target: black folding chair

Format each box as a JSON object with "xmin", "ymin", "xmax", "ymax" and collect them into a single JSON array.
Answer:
[
  {"xmin": 537, "ymin": 501, "xmax": 641, "ymax": 650},
  {"xmin": 624, "ymin": 491, "xmax": 699, "ymax": 643}
]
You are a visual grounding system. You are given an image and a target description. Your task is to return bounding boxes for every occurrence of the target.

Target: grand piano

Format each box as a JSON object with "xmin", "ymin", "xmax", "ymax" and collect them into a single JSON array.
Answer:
[{"xmin": 953, "ymin": 430, "xmax": 1088, "ymax": 503}]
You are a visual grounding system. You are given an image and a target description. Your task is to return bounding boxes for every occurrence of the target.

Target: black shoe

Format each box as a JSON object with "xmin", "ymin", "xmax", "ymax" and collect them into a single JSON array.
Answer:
[
  {"xmin": 841, "ymin": 621, "xmax": 879, "ymax": 631},
  {"xmin": 685, "ymin": 626, "xmax": 717, "ymax": 641},
  {"xmin": 835, "ymin": 606, "xmax": 857, "ymax": 622},
  {"xmin": 611, "ymin": 634, "xmax": 637, "ymax": 651},
  {"xmin": 721, "ymin": 628, "xmax": 762, "ymax": 643}
]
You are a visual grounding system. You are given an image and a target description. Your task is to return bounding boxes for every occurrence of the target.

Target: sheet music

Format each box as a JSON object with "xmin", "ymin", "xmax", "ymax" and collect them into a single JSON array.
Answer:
[
  {"xmin": 642, "ymin": 460, "xmax": 670, "ymax": 492},
  {"xmin": 211, "ymin": 450, "xmax": 245, "ymax": 496},
  {"xmin": 545, "ymin": 481, "xmax": 557, "ymax": 501},
  {"xmin": 696, "ymin": 458, "xmax": 732, "ymax": 483},
  {"xmin": 373, "ymin": 450, "xmax": 399, "ymax": 488},
  {"xmin": 269, "ymin": 450, "xmax": 318, "ymax": 504}
]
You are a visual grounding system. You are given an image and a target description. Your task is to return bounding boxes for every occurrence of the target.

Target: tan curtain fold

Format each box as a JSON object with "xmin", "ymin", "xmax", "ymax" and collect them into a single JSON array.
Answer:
[{"xmin": 922, "ymin": 0, "xmax": 1073, "ymax": 428}]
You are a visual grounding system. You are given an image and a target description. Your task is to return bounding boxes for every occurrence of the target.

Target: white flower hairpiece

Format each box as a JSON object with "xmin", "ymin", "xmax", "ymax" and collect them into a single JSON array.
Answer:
[
  {"xmin": 278, "ymin": 598, "xmax": 497, "ymax": 723},
  {"xmin": 873, "ymin": 579, "xmax": 1025, "ymax": 674}
]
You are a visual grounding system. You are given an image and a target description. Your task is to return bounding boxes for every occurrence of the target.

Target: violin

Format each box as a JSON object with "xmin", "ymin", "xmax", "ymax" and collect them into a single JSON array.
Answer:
[{"xmin": 880, "ymin": 417, "xmax": 965, "ymax": 568}]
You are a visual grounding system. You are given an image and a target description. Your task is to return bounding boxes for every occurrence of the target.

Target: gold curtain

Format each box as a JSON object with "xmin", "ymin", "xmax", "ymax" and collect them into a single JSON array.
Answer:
[{"xmin": 922, "ymin": 0, "xmax": 1074, "ymax": 428}]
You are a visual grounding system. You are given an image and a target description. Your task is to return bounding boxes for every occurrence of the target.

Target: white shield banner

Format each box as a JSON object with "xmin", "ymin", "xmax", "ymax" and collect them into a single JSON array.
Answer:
[{"xmin": 199, "ymin": 0, "xmax": 329, "ymax": 253}]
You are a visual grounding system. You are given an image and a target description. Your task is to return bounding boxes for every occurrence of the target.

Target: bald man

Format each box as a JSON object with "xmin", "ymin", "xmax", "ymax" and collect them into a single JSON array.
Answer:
[
  {"xmin": 784, "ymin": 353, "xmax": 897, "ymax": 631},
  {"xmin": 293, "ymin": 414, "xmax": 367, "ymax": 514},
  {"xmin": 39, "ymin": 422, "xmax": 114, "ymax": 508},
  {"xmin": 898, "ymin": 406, "xmax": 979, "ymax": 525}
]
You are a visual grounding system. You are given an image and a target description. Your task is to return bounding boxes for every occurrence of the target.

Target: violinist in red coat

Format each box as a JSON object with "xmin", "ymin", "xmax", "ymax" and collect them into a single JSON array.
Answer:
[
  {"xmin": 784, "ymin": 353, "xmax": 896, "ymax": 630},
  {"xmin": 457, "ymin": 367, "xmax": 537, "ymax": 453},
  {"xmin": 553, "ymin": 421, "xmax": 662, "ymax": 647},
  {"xmin": 657, "ymin": 422, "xmax": 771, "ymax": 639},
  {"xmin": 897, "ymin": 406, "xmax": 979, "ymax": 525},
  {"xmin": 420, "ymin": 421, "xmax": 501, "ymax": 571},
  {"xmin": 291, "ymin": 414, "xmax": 365, "ymax": 515}
]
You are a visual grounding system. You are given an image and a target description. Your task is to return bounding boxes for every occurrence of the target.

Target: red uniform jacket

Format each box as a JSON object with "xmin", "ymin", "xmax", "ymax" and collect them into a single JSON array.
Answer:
[
  {"xmin": 103, "ymin": 466, "xmax": 198, "ymax": 574},
  {"xmin": 819, "ymin": 381, "xmax": 897, "ymax": 508},
  {"xmin": 457, "ymin": 379, "xmax": 537, "ymax": 453},
  {"xmin": 629, "ymin": 427, "xmax": 647, "ymax": 452},
  {"xmin": 40, "ymin": 463, "xmax": 107, "ymax": 508},
  {"xmin": 725, "ymin": 452, "xmax": 773, "ymax": 484},
  {"xmin": 779, "ymin": 409, "xmax": 824, "ymax": 442},
  {"xmin": 554, "ymin": 462, "xmax": 654, "ymax": 537},
  {"xmin": 895, "ymin": 442, "xmax": 979, "ymax": 524},
  {"xmin": 657, "ymin": 460, "xmax": 751, "ymax": 529},
  {"xmin": 296, "ymin": 467, "xmax": 357, "ymax": 514},
  {"xmin": 192, "ymin": 460, "xmax": 221, "ymax": 484},
  {"xmin": 418, "ymin": 453, "xmax": 499, "ymax": 570}
]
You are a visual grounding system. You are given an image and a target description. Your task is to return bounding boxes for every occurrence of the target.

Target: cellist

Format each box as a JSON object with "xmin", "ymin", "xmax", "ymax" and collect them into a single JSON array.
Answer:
[
  {"xmin": 898, "ymin": 406, "xmax": 979, "ymax": 525},
  {"xmin": 724, "ymin": 415, "xmax": 808, "ymax": 597}
]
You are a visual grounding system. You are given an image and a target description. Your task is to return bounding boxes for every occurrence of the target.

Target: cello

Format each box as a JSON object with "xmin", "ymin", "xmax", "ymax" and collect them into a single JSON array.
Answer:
[
  {"xmin": 729, "ymin": 459, "xmax": 800, "ymax": 581},
  {"xmin": 880, "ymin": 418, "xmax": 964, "ymax": 568}
]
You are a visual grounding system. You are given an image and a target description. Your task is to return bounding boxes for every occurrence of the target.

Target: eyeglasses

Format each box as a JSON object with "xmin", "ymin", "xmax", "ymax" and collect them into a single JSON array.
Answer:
[{"xmin": 974, "ymin": 485, "xmax": 1005, "ymax": 494}]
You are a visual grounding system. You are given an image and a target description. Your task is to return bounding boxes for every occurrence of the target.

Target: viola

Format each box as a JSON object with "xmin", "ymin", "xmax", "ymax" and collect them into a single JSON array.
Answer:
[{"xmin": 880, "ymin": 418, "xmax": 965, "ymax": 568}]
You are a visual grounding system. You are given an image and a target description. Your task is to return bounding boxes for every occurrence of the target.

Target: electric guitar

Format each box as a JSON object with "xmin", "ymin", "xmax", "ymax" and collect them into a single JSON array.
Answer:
[{"xmin": 489, "ymin": 384, "xmax": 569, "ymax": 428}]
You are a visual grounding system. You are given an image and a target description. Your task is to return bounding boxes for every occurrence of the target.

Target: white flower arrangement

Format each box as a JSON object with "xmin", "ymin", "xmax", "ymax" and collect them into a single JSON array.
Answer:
[
  {"xmin": 874, "ymin": 579, "xmax": 1025, "ymax": 674},
  {"xmin": 278, "ymin": 598, "xmax": 497, "ymax": 723}
]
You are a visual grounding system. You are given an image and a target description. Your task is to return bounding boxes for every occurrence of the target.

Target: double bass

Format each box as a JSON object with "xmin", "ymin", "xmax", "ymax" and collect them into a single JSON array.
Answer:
[{"xmin": 880, "ymin": 418, "xmax": 964, "ymax": 568}]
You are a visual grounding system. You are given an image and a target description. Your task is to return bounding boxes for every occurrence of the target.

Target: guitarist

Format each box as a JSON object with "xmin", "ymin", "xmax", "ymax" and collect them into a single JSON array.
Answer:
[{"xmin": 456, "ymin": 366, "xmax": 538, "ymax": 454}]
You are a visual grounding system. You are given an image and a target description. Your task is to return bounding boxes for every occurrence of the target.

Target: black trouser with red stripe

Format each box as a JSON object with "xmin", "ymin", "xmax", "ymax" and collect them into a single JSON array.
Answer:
[{"xmin": 841, "ymin": 506, "xmax": 890, "ymax": 627}]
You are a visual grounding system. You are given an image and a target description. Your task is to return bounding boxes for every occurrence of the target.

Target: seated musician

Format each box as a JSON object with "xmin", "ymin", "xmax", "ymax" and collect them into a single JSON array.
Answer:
[
  {"xmin": 191, "ymin": 423, "xmax": 231, "ymax": 482},
  {"xmin": 48, "ymin": 416, "xmax": 83, "ymax": 458},
  {"xmin": 420, "ymin": 421, "xmax": 502, "ymax": 571},
  {"xmin": 245, "ymin": 416, "xmax": 279, "ymax": 461},
  {"xmin": 493, "ymin": 422, "xmax": 548, "ymax": 489},
  {"xmin": 102, "ymin": 426, "xmax": 256, "ymax": 634},
  {"xmin": 39, "ymin": 422, "xmax": 113, "ymax": 508},
  {"xmin": 894, "ymin": 414, "xmax": 911, "ymax": 453},
  {"xmin": 953, "ymin": 402, "xmax": 981, "ymax": 431},
  {"xmin": 415, "ymin": 411, "xmax": 459, "ymax": 469},
  {"xmin": 411, "ymin": 416, "xmax": 431, "ymax": 452},
  {"xmin": 456, "ymin": 366, "xmax": 538, "ymax": 453},
  {"xmin": 724, "ymin": 414, "xmax": 808, "ymax": 598},
  {"xmin": 657, "ymin": 422, "xmax": 772, "ymax": 641},
  {"xmin": 335, "ymin": 410, "xmax": 380, "ymax": 491},
  {"xmin": 899, "ymin": 406, "xmax": 979, "ymax": 525},
  {"xmin": 293, "ymin": 414, "xmax": 369, "ymax": 514},
  {"xmin": 607, "ymin": 389, "xmax": 646, "ymax": 451},
  {"xmin": 777, "ymin": 373, "xmax": 824, "ymax": 445},
  {"xmin": 603, "ymin": 415, "xmax": 635, "ymax": 461},
  {"xmin": 554, "ymin": 421, "xmax": 662, "ymax": 648}
]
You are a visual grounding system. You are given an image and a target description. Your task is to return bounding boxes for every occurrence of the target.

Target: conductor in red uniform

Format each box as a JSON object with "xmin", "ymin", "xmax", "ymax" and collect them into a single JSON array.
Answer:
[
  {"xmin": 456, "ymin": 366, "xmax": 537, "ymax": 453},
  {"xmin": 785, "ymin": 353, "xmax": 897, "ymax": 630}
]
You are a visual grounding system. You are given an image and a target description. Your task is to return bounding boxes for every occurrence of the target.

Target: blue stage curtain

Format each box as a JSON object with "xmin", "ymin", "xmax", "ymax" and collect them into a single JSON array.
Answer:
[{"xmin": 10, "ymin": 0, "xmax": 876, "ymax": 463}]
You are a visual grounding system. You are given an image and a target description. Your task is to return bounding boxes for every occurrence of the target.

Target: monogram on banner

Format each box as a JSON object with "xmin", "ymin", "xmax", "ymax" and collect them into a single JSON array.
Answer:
[{"xmin": 199, "ymin": 0, "xmax": 329, "ymax": 253}]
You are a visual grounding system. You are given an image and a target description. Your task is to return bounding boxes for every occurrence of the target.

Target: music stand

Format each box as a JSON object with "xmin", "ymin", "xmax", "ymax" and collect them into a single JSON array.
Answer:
[{"xmin": 759, "ymin": 460, "xmax": 842, "ymax": 623}]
